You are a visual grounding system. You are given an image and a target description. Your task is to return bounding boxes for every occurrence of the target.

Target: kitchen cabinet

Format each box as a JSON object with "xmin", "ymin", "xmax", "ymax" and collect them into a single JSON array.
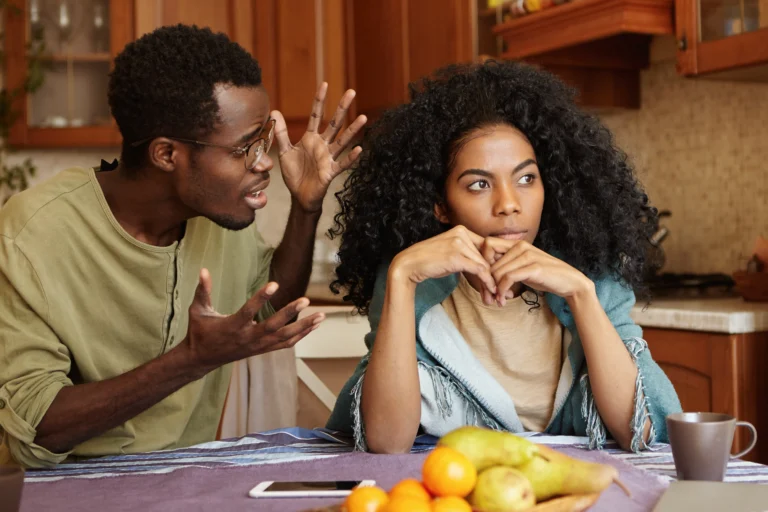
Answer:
[
  {"xmin": 135, "ymin": 0, "xmax": 350, "ymax": 142},
  {"xmin": 4, "ymin": 0, "xmax": 134, "ymax": 148},
  {"xmin": 645, "ymin": 328, "xmax": 768, "ymax": 463},
  {"xmin": 492, "ymin": 0, "xmax": 674, "ymax": 109},
  {"xmin": 348, "ymin": 0, "xmax": 474, "ymax": 119},
  {"xmin": 676, "ymin": 0, "xmax": 768, "ymax": 79},
  {"xmin": 349, "ymin": 0, "xmax": 675, "ymax": 114}
]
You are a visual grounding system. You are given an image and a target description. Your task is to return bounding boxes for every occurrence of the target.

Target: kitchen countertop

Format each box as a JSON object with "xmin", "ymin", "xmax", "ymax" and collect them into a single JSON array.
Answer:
[
  {"xmin": 307, "ymin": 280, "xmax": 768, "ymax": 335},
  {"xmin": 631, "ymin": 297, "xmax": 768, "ymax": 334}
]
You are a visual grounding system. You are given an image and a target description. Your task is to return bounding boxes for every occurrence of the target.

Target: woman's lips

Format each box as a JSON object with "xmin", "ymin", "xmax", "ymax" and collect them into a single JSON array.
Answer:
[{"xmin": 493, "ymin": 231, "xmax": 527, "ymax": 240}]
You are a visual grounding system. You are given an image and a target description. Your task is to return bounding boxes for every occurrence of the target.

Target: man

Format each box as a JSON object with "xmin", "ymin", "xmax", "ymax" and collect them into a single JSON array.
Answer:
[{"xmin": 0, "ymin": 25, "xmax": 365, "ymax": 468}]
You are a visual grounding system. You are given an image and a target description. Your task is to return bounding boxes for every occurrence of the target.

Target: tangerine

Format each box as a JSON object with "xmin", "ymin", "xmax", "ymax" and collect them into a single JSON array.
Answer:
[
  {"xmin": 388, "ymin": 479, "xmax": 431, "ymax": 502},
  {"xmin": 422, "ymin": 447, "xmax": 477, "ymax": 498},
  {"xmin": 380, "ymin": 496, "xmax": 432, "ymax": 512},
  {"xmin": 342, "ymin": 486, "xmax": 390, "ymax": 512},
  {"xmin": 431, "ymin": 496, "xmax": 473, "ymax": 512}
]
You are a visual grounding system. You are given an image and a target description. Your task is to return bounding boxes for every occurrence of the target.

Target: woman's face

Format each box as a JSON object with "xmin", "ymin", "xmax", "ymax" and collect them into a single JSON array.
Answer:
[{"xmin": 435, "ymin": 124, "xmax": 544, "ymax": 244}]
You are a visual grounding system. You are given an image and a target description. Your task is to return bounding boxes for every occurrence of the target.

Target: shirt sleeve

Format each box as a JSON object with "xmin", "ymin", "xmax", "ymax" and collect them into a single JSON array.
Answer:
[
  {"xmin": 0, "ymin": 236, "xmax": 73, "ymax": 468},
  {"xmin": 246, "ymin": 227, "xmax": 276, "ymax": 323}
]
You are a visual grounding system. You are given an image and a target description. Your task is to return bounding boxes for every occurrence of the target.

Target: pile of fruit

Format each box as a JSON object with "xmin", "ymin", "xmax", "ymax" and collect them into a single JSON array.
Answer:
[{"xmin": 341, "ymin": 426, "xmax": 630, "ymax": 512}]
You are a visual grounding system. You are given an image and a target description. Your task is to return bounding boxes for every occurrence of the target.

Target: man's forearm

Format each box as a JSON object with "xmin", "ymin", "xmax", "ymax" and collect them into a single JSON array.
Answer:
[
  {"xmin": 35, "ymin": 343, "xmax": 206, "ymax": 454},
  {"xmin": 269, "ymin": 200, "xmax": 321, "ymax": 311}
]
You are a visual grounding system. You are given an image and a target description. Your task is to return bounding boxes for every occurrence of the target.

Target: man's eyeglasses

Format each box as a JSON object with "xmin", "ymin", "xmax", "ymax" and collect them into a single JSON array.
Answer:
[{"xmin": 129, "ymin": 118, "xmax": 276, "ymax": 171}]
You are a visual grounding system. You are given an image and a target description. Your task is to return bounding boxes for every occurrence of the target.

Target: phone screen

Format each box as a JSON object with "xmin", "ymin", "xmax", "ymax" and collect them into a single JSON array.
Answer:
[{"xmin": 264, "ymin": 481, "xmax": 362, "ymax": 492}]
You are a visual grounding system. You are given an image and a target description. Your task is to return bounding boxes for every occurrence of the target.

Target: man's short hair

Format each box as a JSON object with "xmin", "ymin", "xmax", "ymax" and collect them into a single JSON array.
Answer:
[{"xmin": 108, "ymin": 24, "xmax": 262, "ymax": 170}]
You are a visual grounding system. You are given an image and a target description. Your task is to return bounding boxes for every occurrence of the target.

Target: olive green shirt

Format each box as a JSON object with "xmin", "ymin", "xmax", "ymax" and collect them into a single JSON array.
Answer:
[{"xmin": 0, "ymin": 166, "xmax": 275, "ymax": 468}]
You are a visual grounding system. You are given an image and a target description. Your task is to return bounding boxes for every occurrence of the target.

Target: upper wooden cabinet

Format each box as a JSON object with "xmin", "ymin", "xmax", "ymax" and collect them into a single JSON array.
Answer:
[
  {"xmin": 675, "ymin": 0, "xmax": 768, "ymax": 79},
  {"xmin": 492, "ymin": 0, "xmax": 674, "ymax": 109},
  {"xmin": 4, "ymin": 0, "xmax": 134, "ymax": 148},
  {"xmin": 348, "ymin": 0, "xmax": 474, "ymax": 119},
  {"xmin": 350, "ymin": 0, "xmax": 675, "ymax": 113}
]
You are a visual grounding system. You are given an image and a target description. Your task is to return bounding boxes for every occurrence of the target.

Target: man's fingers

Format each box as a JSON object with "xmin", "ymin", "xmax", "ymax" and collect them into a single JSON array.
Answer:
[
  {"xmin": 260, "ymin": 297, "xmax": 312, "ymax": 332},
  {"xmin": 321, "ymin": 89, "xmax": 357, "ymax": 143},
  {"xmin": 270, "ymin": 110, "xmax": 293, "ymax": 156},
  {"xmin": 269, "ymin": 321, "xmax": 323, "ymax": 353},
  {"xmin": 191, "ymin": 268, "xmax": 214, "ymax": 312},
  {"xmin": 334, "ymin": 146, "xmax": 363, "ymax": 173},
  {"xmin": 330, "ymin": 114, "xmax": 367, "ymax": 159},
  {"xmin": 239, "ymin": 282, "xmax": 279, "ymax": 324},
  {"xmin": 307, "ymin": 82, "xmax": 329, "ymax": 133},
  {"xmin": 265, "ymin": 311, "xmax": 324, "ymax": 341}
]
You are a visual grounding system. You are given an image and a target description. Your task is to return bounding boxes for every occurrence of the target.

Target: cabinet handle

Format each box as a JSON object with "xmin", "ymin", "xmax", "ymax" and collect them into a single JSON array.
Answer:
[{"xmin": 678, "ymin": 34, "xmax": 687, "ymax": 51}]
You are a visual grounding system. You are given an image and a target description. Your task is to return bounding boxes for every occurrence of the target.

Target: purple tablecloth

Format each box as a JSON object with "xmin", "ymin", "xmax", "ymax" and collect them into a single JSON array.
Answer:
[{"xmin": 18, "ymin": 429, "xmax": 768, "ymax": 512}]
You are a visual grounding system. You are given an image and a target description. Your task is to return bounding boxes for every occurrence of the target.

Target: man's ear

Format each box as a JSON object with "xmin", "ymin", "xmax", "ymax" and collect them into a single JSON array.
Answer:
[
  {"xmin": 434, "ymin": 203, "xmax": 451, "ymax": 224},
  {"xmin": 148, "ymin": 137, "xmax": 178, "ymax": 173}
]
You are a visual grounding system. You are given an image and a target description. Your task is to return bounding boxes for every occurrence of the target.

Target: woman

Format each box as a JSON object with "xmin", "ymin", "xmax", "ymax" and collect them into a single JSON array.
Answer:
[{"xmin": 326, "ymin": 61, "xmax": 680, "ymax": 454}]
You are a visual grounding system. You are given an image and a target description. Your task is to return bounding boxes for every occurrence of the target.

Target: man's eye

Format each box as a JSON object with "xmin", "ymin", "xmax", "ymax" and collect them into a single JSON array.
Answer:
[{"xmin": 518, "ymin": 174, "xmax": 535, "ymax": 184}]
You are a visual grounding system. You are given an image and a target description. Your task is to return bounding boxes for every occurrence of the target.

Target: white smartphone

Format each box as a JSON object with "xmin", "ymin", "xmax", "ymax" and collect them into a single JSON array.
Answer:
[{"xmin": 248, "ymin": 479, "xmax": 377, "ymax": 498}]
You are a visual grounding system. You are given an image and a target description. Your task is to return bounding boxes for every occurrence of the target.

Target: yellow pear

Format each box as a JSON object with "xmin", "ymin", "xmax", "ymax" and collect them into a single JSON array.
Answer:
[
  {"xmin": 438, "ymin": 426, "xmax": 540, "ymax": 471},
  {"xmin": 516, "ymin": 444, "xmax": 627, "ymax": 501},
  {"xmin": 469, "ymin": 466, "xmax": 536, "ymax": 512}
]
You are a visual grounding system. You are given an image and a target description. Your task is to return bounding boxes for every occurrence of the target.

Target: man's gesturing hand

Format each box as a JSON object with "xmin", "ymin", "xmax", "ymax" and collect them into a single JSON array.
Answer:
[{"xmin": 183, "ymin": 268, "xmax": 324, "ymax": 373}]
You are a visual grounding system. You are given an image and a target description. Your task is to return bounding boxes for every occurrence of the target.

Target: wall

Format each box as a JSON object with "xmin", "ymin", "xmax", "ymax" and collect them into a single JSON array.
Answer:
[{"xmin": 600, "ymin": 37, "xmax": 768, "ymax": 275}]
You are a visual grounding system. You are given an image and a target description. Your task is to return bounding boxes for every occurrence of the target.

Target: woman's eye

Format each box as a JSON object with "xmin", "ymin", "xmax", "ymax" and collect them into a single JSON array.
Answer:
[
  {"xmin": 518, "ymin": 174, "xmax": 535, "ymax": 184},
  {"xmin": 468, "ymin": 180, "xmax": 490, "ymax": 191}
]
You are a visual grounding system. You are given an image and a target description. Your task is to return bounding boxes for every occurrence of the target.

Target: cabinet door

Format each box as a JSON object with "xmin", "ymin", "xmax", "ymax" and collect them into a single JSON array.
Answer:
[
  {"xmin": 676, "ymin": 0, "xmax": 768, "ymax": 77},
  {"xmin": 5, "ymin": 0, "xmax": 133, "ymax": 147},
  {"xmin": 348, "ymin": 0, "xmax": 474, "ymax": 119},
  {"xmin": 645, "ymin": 328, "xmax": 768, "ymax": 463}
]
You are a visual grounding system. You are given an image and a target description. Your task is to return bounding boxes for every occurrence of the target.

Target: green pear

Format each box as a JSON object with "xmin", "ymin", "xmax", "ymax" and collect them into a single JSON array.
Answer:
[
  {"xmin": 438, "ymin": 426, "xmax": 540, "ymax": 471},
  {"xmin": 516, "ymin": 444, "xmax": 625, "ymax": 501},
  {"xmin": 470, "ymin": 466, "xmax": 536, "ymax": 512}
]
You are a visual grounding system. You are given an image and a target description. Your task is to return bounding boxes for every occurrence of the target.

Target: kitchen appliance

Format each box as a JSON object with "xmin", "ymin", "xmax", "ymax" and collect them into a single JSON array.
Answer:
[{"xmin": 647, "ymin": 272, "xmax": 737, "ymax": 299}]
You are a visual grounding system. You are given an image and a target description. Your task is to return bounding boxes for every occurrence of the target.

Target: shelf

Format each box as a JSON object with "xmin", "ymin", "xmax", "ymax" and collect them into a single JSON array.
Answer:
[
  {"xmin": 493, "ymin": 0, "xmax": 673, "ymax": 59},
  {"xmin": 40, "ymin": 52, "xmax": 112, "ymax": 63},
  {"xmin": 480, "ymin": 4, "xmax": 509, "ymax": 17}
]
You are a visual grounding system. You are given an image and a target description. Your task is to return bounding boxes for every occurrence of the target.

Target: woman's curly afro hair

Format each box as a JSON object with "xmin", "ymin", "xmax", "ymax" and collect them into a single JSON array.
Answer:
[{"xmin": 330, "ymin": 61, "xmax": 658, "ymax": 315}]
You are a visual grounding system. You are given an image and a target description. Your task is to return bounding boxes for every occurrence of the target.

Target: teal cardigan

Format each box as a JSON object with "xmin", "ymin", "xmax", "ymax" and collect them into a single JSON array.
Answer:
[{"xmin": 327, "ymin": 263, "xmax": 681, "ymax": 452}]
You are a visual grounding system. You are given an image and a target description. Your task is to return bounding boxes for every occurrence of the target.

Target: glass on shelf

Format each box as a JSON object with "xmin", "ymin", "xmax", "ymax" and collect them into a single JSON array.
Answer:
[
  {"xmin": 699, "ymin": 0, "xmax": 765, "ymax": 42},
  {"xmin": 26, "ymin": 0, "xmax": 112, "ymax": 129}
]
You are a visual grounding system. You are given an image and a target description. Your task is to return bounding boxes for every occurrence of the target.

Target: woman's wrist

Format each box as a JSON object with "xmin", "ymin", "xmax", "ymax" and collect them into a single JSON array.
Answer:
[
  {"xmin": 565, "ymin": 275, "xmax": 597, "ymax": 309},
  {"xmin": 388, "ymin": 254, "xmax": 417, "ymax": 290}
]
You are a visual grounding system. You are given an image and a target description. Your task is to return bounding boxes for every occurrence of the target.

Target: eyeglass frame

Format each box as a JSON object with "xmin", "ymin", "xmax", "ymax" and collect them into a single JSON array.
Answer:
[{"xmin": 128, "ymin": 118, "xmax": 276, "ymax": 171}]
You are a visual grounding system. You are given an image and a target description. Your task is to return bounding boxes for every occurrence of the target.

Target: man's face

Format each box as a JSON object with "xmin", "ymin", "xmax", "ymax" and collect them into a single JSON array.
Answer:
[{"xmin": 174, "ymin": 84, "xmax": 273, "ymax": 231}]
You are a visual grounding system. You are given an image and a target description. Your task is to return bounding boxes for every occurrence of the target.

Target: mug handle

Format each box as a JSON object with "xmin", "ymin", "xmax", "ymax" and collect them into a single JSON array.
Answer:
[{"xmin": 732, "ymin": 421, "xmax": 758, "ymax": 458}]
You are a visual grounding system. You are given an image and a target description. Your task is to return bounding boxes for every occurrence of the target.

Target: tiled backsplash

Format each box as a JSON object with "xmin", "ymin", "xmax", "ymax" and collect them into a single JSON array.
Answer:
[
  {"xmin": 10, "ymin": 36, "xmax": 768, "ymax": 277},
  {"xmin": 600, "ymin": 37, "xmax": 768, "ymax": 275}
]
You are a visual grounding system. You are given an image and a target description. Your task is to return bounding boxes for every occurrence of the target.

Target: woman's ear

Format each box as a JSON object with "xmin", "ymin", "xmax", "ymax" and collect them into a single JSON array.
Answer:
[{"xmin": 434, "ymin": 203, "xmax": 451, "ymax": 224}]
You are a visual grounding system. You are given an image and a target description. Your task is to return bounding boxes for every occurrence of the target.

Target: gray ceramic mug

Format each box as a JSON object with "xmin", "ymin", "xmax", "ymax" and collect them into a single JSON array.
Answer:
[
  {"xmin": 666, "ymin": 412, "xmax": 758, "ymax": 482},
  {"xmin": 0, "ymin": 464, "xmax": 24, "ymax": 512}
]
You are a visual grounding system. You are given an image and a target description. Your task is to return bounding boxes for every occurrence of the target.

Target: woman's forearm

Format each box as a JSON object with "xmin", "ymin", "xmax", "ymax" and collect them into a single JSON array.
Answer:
[
  {"xmin": 360, "ymin": 266, "xmax": 422, "ymax": 453},
  {"xmin": 567, "ymin": 283, "xmax": 650, "ymax": 450}
]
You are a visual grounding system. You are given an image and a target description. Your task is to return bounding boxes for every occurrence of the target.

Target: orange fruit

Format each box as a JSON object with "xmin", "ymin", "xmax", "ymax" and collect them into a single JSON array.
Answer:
[
  {"xmin": 380, "ymin": 496, "xmax": 432, "ymax": 512},
  {"xmin": 342, "ymin": 486, "xmax": 389, "ymax": 512},
  {"xmin": 422, "ymin": 447, "xmax": 477, "ymax": 498},
  {"xmin": 431, "ymin": 496, "xmax": 473, "ymax": 512},
  {"xmin": 388, "ymin": 479, "xmax": 431, "ymax": 502}
]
